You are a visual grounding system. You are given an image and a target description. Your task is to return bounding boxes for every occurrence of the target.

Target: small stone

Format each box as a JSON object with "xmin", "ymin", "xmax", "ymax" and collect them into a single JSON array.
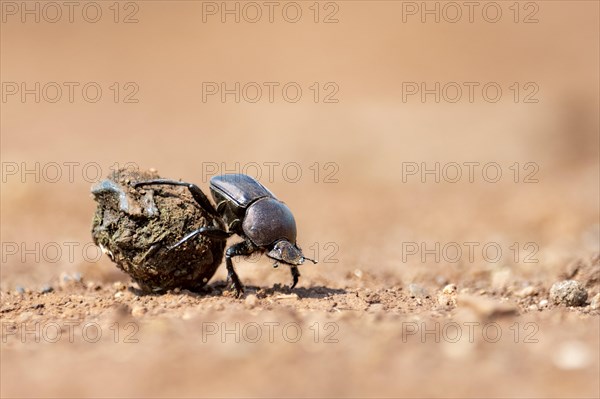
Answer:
[
  {"xmin": 114, "ymin": 292, "xmax": 124, "ymax": 298},
  {"xmin": 528, "ymin": 304, "xmax": 538, "ymax": 311},
  {"xmin": 244, "ymin": 294, "xmax": 258, "ymax": 308},
  {"xmin": 40, "ymin": 285, "xmax": 53, "ymax": 294},
  {"xmin": 435, "ymin": 275, "xmax": 448, "ymax": 286},
  {"xmin": 353, "ymin": 269, "xmax": 363, "ymax": 279},
  {"xmin": 539, "ymin": 299, "xmax": 549, "ymax": 308},
  {"xmin": 274, "ymin": 293, "xmax": 299, "ymax": 301},
  {"xmin": 15, "ymin": 286, "xmax": 25, "ymax": 294},
  {"xmin": 60, "ymin": 272, "xmax": 84, "ymax": 289},
  {"xmin": 552, "ymin": 341, "xmax": 591, "ymax": 370},
  {"xmin": 60, "ymin": 272, "xmax": 71, "ymax": 283},
  {"xmin": 516, "ymin": 286, "xmax": 537, "ymax": 298},
  {"xmin": 367, "ymin": 303, "xmax": 385, "ymax": 313},
  {"xmin": 491, "ymin": 268, "xmax": 511, "ymax": 291},
  {"xmin": 442, "ymin": 284, "xmax": 457, "ymax": 295},
  {"xmin": 131, "ymin": 306, "xmax": 147, "ymax": 317},
  {"xmin": 408, "ymin": 284, "xmax": 429, "ymax": 298},
  {"xmin": 549, "ymin": 280, "xmax": 588, "ymax": 307},
  {"xmin": 590, "ymin": 293, "xmax": 600, "ymax": 310},
  {"xmin": 18, "ymin": 311, "xmax": 34, "ymax": 322},
  {"xmin": 438, "ymin": 293, "xmax": 456, "ymax": 307},
  {"xmin": 113, "ymin": 282, "xmax": 127, "ymax": 291},
  {"xmin": 458, "ymin": 294, "xmax": 518, "ymax": 318},
  {"xmin": 438, "ymin": 284, "xmax": 458, "ymax": 307}
]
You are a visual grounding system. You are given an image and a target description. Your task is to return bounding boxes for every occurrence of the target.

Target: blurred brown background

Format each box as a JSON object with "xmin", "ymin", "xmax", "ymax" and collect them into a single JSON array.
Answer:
[{"xmin": 1, "ymin": 1, "xmax": 599, "ymax": 398}]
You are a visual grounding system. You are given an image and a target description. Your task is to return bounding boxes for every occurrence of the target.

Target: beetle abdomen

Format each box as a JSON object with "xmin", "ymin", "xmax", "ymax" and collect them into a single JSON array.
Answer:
[{"xmin": 242, "ymin": 197, "xmax": 297, "ymax": 247}]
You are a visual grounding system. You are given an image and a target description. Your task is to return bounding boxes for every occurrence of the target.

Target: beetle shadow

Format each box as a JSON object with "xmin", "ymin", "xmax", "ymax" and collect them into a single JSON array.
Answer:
[
  {"xmin": 128, "ymin": 282, "xmax": 347, "ymax": 299},
  {"xmin": 278, "ymin": 285, "xmax": 347, "ymax": 299},
  {"xmin": 207, "ymin": 282, "xmax": 347, "ymax": 299}
]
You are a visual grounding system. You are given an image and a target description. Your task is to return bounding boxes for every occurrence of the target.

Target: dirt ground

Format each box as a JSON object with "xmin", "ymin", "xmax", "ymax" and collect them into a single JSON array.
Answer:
[{"xmin": 1, "ymin": 2, "xmax": 599, "ymax": 398}]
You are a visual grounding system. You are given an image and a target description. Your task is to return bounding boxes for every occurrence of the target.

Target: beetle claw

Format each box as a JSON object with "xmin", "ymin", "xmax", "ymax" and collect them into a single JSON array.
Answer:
[
  {"xmin": 290, "ymin": 266, "xmax": 300, "ymax": 290},
  {"xmin": 232, "ymin": 285, "xmax": 244, "ymax": 298},
  {"xmin": 228, "ymin": 275, "xmax": 245, "ymax": 298}
]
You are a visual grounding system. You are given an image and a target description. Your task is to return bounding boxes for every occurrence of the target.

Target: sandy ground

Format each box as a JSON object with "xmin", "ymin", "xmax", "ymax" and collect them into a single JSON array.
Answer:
[{"xmin": 1, "ymin": 2, "xmax": 599, "ymax": 398}]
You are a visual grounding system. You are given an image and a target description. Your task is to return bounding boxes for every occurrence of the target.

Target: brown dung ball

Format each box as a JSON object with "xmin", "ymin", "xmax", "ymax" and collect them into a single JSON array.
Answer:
[{"xmin": 90, "ymin": 168, "xmax": 226, "ymax": 293}]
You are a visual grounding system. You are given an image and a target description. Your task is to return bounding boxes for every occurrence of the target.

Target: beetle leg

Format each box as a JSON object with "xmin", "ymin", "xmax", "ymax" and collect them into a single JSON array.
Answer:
[
  {"xmin": 168, "ymin": 226, "xmax": 232, "ymax": 250},
  {"xmin": 133, "ymin": 179, "xmax": 220, "ymax": 218},
  {"xmin": 228, "ymin": 219, "xmax": 242, "ymax": 232},
  {"xmin": 225, "ymin": 240, "xmax": 255, "ymax": 297},
  {"xmin": 290, "ymin": 266, "xmax": 300, "ymax": 289}
]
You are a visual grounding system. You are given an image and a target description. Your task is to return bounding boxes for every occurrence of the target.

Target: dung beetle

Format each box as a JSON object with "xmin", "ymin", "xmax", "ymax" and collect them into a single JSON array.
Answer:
[{"xmin": 133, "ymin": 174, "xmax": 316, "ymax": 296}]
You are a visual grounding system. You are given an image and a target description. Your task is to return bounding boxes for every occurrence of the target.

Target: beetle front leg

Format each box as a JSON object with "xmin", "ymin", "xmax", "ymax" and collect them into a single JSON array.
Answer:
[
  {"xmin": 290, "ymin": 266, "xmax": 300, "ymax": 289},
  {"xmin": 225, "ymin": 240, "xmax": 255, "ymax": 297}
]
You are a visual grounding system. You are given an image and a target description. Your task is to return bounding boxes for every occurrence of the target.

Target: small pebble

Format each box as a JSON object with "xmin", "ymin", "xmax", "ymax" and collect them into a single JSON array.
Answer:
[
  {"xmin": 491, "ymin": 268, "xmax": 511, "ymax": 291},
  {"xmin": 458, "ymin": 294, "xmax": 518, "ymax": 318},
  {"xmin": 539, "ymin": 299, "xmax": 549, "ymax": 308},
  {"xmin": 549, "ymin": 280, "xmax": 588, "ymax": 307},
  {"xmin": 86, "ymin": 281, "xmax": 101, "ymax": 291},
  {"xmin": 516, "ymin": 286, "xmax": 537, "ymax": 298},
  {"xmin": 114, "ymin": 292, "xmax": 124, "ymax": 298},
  {"xmin": 442, "ymin": 284, "xmax": 457, "ymax": 295},
  {"xmin": 244, "ymin": 294, "xmax": 258, "ymax": 308},
  {"xmin": 438, "ymin": 284, "xmax": 457, "ymax": 307},
  {"xmin": 367, "ymin": 303, "xmax": 385, "ymax": 313},
  {"xmin": 15, "ymin": 286, "xmax": 25, "ymax": 294},
  {"xmin": 353, "ymin": 269, "xmax": 363, "ymax": 279},
  {"xmin": 528, "ymin": 304, "xmax": 538, "ymax": 311},
  {"xmin": 113, "ymin": 282, "xmax": 127, "ymax": 291},
  {"xmin": 590, "ymin": 293, "xmax": 600, "ymax": 310},
  {"xmin": 435, "ymin": 275, "xmax": 448, "ymax": 286},
  {"xmin": 274, "ymin": 293, "xmax": 299, "ymax": 301},
  {"xmin": 40, "ymin": 285, "xmax": 53, "ymax": 294},
  {"xmin": 131, "ymin": 306, "xmax": 147, "ymax": 317},
  {"xmin": 553, "ymin": 341, "xmax": 591, "ymax": 370},
  {"xmin": 408, "ymin": 284, "xmax": 429, "ymax": 298}
]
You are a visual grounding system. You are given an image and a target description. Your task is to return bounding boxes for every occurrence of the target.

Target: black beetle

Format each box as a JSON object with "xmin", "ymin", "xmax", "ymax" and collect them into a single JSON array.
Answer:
[{"xmin": 133, "ymin": 174, "xmax": 316, "ymax": 296}]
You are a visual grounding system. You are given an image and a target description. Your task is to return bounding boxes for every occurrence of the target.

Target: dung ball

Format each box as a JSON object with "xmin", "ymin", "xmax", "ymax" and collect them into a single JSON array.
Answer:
[{"xmin": 91, "ymin": 168, "xmax": 226, "ymax": 293}]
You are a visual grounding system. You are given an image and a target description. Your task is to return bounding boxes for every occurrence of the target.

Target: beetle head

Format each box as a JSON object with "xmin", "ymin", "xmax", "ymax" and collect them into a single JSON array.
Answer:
[{"xmin": 267, "ymin": 240, "xmax": 317, "ymax": 266}]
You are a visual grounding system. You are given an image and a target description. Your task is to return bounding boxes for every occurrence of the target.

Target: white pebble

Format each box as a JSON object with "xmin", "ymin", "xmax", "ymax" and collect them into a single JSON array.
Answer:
[
  {"xmin": 590, "ymin": 293, "xmax": 600, "ymax": 310},
  {"xmin": 553, "ymin": 341, "xmax": 591, "ymax": 370}
]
